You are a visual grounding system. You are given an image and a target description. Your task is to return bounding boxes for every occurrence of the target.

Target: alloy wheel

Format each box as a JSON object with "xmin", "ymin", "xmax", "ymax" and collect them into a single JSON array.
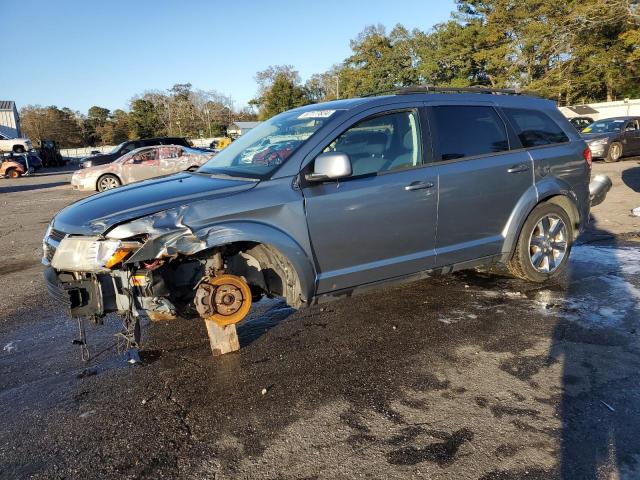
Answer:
[
  {"xmin": 610, "ymin": 144, "xmax": 621, "ymax": 161},
  {"xmin": 99, "ymin": 177, "xmax": 119, "ymax": 190},
  {"xmin": 528, "ymin": 214, "xmax": 567, "ymax": 273}
]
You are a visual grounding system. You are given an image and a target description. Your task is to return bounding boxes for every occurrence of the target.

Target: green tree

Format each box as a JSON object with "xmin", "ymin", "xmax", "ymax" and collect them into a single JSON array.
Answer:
[
  {"xmin": 129, "ymin": 99, "xmax": 159, "ymax": 138},
  {"xmin": 339, "ymin": 24, "xmax": 419, "ymax": 97},
  {"xmin": 19, "ymin": 105, "xmax": 84, "ymax": 148},
  {"xmin": 87, "ymin": 106, "xmax": 110, "ymax": 124},
  {"xmin": 252, "ymin": 66, "xmax": 310, "ymax": 119}
]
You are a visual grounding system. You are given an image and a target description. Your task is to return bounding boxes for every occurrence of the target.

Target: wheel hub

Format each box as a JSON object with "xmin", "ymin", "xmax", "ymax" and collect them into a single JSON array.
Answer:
[{"xmin": 194, "ymin": 274, "xmax": 252, "ymax": 326}]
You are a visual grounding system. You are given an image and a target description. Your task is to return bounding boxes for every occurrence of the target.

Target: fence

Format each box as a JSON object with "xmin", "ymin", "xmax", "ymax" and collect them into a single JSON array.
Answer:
[
  {"xmin": 559, "ymin": 98, "xmax": 640, "ymax": 121},
  {"xmin": 60, "ymin": 137, "xmax": 222, "ymax": 159}
]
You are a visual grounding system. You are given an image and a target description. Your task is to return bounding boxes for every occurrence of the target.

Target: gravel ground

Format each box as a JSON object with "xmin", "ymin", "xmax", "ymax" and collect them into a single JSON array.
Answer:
[{"xmin": 0, "ymin": 161, "xmax": 639, "ymax": 479}]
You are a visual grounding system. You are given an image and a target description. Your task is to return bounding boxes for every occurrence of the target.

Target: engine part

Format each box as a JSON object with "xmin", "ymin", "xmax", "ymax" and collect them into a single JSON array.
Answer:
[{"xmin": 194, "ymin": 274, "xmax": 252, "ymax": 326}]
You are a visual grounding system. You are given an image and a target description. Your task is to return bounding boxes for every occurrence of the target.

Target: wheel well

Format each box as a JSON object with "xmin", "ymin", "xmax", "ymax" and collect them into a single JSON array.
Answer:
[
  {"xmin": 216, "ymin": 242, "xmax": 304, "ymax": 309},
  {"xmin": 96, "ymin": 173, "xmax": 120, "ymax": 189},
  {"xmin": 542, "ymin": 194, "xmax": 580, "ymax": 238}
]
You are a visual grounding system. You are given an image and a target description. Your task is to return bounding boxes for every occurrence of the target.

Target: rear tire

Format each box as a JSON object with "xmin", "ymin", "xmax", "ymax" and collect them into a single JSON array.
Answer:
[
  {"xmin": 97, "ymin": 174, "xmax": 121, "ymax": 192},
  {"xmin": 605, "ymin": 142, "xmax": 622, "ymax": 162},
  {"xmin": 507, "ymin": 203, "xmax": 573, "ymax": 282},
  {"xmin": 6, "ymin": 168, "xmax": 21, "ymax": 178}
]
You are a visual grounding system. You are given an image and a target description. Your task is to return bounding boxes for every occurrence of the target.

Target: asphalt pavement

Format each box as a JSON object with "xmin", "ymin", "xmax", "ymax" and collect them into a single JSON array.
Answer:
[{"xmin": 0, "ymin": 162, "xmax": 639, "ymax": 479}]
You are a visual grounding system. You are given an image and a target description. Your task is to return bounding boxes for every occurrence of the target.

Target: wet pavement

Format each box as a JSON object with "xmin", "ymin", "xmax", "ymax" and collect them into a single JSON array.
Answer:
[{"xmin": 1, "ymin": 165, "xmax": 640, "ymax": 479}]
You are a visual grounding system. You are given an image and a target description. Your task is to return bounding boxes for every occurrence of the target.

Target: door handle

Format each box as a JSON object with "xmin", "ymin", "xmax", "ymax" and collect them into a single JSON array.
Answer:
[
  {"xmin": 507, "ymin": 163, "xmax": 530, "ymax": 173},
  {"xmin": 405, "ymin": 181, "xmax": 435, "ymax": 191}
]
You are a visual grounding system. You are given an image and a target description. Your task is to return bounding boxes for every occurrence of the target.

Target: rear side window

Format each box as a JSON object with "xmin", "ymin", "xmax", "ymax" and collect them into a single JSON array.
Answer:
[
  {"xmin": 503, "ymin": 108, "xmax": 569, "ymax": 147},
  {"xmin": 432, "ymin": 106, "xmax": 509, "ymax": 161}
]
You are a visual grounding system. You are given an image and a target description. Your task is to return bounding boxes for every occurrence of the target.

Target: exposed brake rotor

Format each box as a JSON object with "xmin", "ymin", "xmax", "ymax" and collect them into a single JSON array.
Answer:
[{"xmin": 194, "ymin": 274, "xmax": 252, "ymax": 326}]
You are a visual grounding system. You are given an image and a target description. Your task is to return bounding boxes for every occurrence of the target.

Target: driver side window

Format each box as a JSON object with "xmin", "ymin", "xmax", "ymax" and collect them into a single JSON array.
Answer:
[{"xmin": 323, "ymin": 110, "xmax": 422, "ymax": 177}]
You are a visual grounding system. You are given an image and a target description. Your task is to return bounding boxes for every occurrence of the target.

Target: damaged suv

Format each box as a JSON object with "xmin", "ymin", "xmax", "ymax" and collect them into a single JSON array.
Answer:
[{"xmin": 43, "ymin": 87, "xmax": 610, "ymax": 353}]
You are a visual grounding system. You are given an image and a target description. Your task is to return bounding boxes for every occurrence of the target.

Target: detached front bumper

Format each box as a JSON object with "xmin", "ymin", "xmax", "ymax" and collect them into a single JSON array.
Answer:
[{"xmin": 589, "ymin": 174, "xmax": 612, "ymax": 207}]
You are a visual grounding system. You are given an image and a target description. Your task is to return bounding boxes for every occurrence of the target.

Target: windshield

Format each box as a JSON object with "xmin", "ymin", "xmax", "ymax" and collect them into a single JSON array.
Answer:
[
  {"xmin": 109, "ymin": 142, "xmax": 126, "ymax": 154},
  {"xmin": 583, "ymin": 119, "xmax": 626, "ymax": 134},
  {"xmin": 197, "ymin": 109, "xmax": 342, "ymax": 179}
]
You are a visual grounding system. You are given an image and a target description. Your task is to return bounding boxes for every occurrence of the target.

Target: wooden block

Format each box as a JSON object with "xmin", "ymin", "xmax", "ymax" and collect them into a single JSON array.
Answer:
[{"xmin": 204, "ymin": 319, "xmax": 240, "ymax": 356}]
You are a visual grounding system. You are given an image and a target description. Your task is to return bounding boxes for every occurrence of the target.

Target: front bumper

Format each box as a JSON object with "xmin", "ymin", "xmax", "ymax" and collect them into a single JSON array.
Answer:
[
  {"xmin": 70, "ymin": 174, "xmax": 97, "ymax": 191},
  {"xmin": 43, "ymin": 266, "xmax": 107, "ymax": 317},
  {"xmin": 587, "ymin": 143, "xmax": 608, "ymax": 159}
]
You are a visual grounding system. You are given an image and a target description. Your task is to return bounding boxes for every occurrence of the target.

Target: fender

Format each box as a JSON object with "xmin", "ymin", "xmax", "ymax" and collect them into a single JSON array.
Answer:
[
  {"xmin": 194, "ymin": 221, "xmax": 316, "ymax": 303},
  {"xmin": 127, "ymin": 219, "xmax": 316, "ymax": 304},
  {"xmin": 501, "ymin": 176, "xmax": 580, "ymax": 257}
]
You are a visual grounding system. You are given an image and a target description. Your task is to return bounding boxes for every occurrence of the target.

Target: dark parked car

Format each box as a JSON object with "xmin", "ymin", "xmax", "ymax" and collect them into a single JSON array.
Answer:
[
  {"xmin": 80, "ymin": 137, "xmax": 191, "ymax": 168},
  {"xmin": 43, "ymin": 87, "xmax": 610, "ymax": 355},
  {"xmin": 582, "ymin": 116, "xmax": 640, "ymax": 162},
  {"xmin": 568, "ymin": 116, "xmax": 594, "ymax": 131}
]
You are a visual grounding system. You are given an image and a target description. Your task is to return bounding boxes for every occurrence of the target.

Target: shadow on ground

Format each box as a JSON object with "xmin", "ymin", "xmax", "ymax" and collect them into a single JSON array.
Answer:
[
  {"xmin": 621, "ymin": 164, "xmax": 640, "ymax": 192},
  {"xmin": 1, "ymin": 222, "xmax": 639, "ymax": 479},
  {"xmin": 0, "ymin": 181, "xmax": 69, "ymax": 194}
]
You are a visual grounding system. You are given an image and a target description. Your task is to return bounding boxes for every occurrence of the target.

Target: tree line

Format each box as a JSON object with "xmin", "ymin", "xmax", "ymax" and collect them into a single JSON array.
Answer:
[
  {"xmin": 251, "ymin": 0, "xmax": 640, "ymax": 119},
  {"xmin": 20, "ymin": 0, "xmax": 640, "ymax": 147},
  {"xmin": 20, "ymin": 83, "xmax": 256, "ymax": 148}
]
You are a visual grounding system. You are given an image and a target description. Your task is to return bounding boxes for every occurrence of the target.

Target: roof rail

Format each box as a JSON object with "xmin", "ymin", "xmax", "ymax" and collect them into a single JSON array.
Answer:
[
  {"xmin": 395, "ymin": 86, "xmax": 523, "ymax": 95},
  {"xmin": 361, "ymin": 85, "xmax": 527, "ymax": 97}
]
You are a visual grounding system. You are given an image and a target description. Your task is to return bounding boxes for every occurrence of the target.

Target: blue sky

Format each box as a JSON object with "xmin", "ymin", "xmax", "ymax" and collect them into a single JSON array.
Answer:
[{"xmin": 3, "ymin": 0, "xmax": 455, "ymax": 114}]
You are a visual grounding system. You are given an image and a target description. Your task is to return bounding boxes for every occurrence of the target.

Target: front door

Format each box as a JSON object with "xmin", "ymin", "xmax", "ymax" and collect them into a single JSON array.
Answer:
[
  {"xmin": 303, "ymin": 109, "xmax": 438, "ymax": 294},
  {"xmin": 121, "ymin": 148, "xmax": 160, "ymax": 183},
  {"xmin": 623, "ymin": 119, "xmax": 640, "ymax": 155},
  {"xmin": 428, "ymin": 104, "xmax": 534, "ymax": 266}
]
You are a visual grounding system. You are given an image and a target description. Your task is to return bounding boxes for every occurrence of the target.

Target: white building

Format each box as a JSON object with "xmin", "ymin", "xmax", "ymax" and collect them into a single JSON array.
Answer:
[
  {"xmin": 227, "ymin": 121, "xmax": 261, "ymax": 137},
  {"xmin": 0, "ymin": 101, "xmax": 21, "ymax": 138},
  {"xmin": 559, "ymin": 98, "xmax": 640, "ymax": 121}
]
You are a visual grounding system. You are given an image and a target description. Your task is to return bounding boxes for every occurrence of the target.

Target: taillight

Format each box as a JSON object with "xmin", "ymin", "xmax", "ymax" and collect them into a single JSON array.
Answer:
[{"xmin": 583, "ymin": 146, "xmax": 592, "ymax": 168}]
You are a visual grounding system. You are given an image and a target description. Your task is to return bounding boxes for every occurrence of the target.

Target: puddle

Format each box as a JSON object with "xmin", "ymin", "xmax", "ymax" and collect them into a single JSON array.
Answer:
[
  {"xmin": 237, "ymin": 298, "xmax": 295, "ymax": 346},
  {"xmin": 533, "ymin": 244, "xmax": 640, "ymax": 329}
]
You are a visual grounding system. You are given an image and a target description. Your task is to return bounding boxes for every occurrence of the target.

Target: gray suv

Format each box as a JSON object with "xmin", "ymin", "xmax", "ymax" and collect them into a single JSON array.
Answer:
[{"xmin": 43, "ymin": 87, "xmax": 609, "ymax": 346}]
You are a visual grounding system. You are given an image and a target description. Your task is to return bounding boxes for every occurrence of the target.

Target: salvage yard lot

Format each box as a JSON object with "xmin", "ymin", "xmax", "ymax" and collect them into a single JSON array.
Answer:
[{"xmin": 1, "ymin": 161, "xmax": 640, "ymax": 479}]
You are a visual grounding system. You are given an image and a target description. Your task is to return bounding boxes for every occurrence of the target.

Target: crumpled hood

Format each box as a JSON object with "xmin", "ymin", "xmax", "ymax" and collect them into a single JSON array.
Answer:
[{"xmin": 53, "ymin": 173, "xmax": 258, "ymax": 235}]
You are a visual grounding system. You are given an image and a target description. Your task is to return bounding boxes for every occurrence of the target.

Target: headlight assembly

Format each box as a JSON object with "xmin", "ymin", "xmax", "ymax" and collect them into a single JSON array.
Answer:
[
  {"xmin": 51, "ymin": 236, "xmax": 141, "ymax": 272},
  {"xmin": 588, "ymin": 138, "xmax": 609, "ymax": 147}
]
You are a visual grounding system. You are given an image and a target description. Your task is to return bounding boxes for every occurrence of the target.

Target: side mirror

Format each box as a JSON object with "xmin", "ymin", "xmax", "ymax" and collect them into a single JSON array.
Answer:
[{"xmin": 305, "ymin": 152, "xmax": 352, "ymax": 182}]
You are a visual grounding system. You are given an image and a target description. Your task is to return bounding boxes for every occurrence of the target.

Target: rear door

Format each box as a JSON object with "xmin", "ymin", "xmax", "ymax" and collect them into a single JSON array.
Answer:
[
  {"xmin": 302, "ymin": 107, "xmax": 438, "ymax": 293},
  {"xmin": 428, "ymin": 103, "xmax": 533, "ymax": 266},
  {"xmin": 502, "ymin": 106, "xmax": 588, "ymax": 216},
  {"xmin": 159, "ymin": 146, "xmax": 187, "ymax": 174}
]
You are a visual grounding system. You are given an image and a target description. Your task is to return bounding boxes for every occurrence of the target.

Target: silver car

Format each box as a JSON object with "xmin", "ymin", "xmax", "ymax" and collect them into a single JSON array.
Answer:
[{"xmin": 71, "ymin": 145, "xmax": 213, "ymax": 192}]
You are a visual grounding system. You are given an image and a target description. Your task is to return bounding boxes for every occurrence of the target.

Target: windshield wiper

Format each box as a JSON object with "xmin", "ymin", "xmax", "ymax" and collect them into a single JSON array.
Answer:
[
  {"xmin": 192, "ymin": 170, "xmax": 260, "ymax": 182},
  {"xmin": 209, "ymin": 173, "xmax": 261, "ymax": 182}
]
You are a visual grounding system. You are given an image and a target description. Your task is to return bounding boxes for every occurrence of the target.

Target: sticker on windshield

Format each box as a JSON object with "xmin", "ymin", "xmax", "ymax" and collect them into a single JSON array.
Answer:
[{"xmin": 298, "ymin": 110, "xmax": 336, "ymax": 119}]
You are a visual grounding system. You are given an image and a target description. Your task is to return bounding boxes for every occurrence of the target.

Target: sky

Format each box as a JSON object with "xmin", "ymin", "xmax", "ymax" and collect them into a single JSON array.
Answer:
[{"xmin": 2, "ymin": 0, "xmax": 455, "ymax": 114}]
